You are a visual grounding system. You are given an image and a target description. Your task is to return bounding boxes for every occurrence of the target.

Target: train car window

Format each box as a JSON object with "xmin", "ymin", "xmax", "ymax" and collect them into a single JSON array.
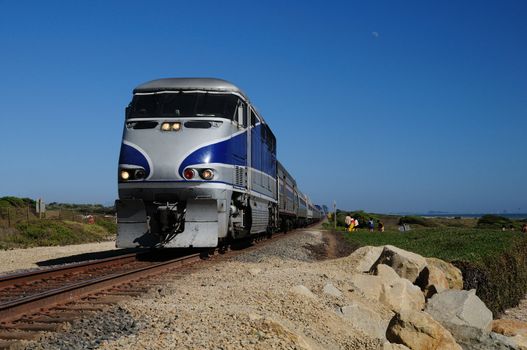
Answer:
[
  {"xmin": 129, "ymin": 93, "xmax": 238, "ymax": 119},
  {"xmin": 195, "ymin": 93, "xmax": 238, "ymax": 119},
  {"xmin": 160, "ymin": 93, "xmax": 196, "ymax": 116}
]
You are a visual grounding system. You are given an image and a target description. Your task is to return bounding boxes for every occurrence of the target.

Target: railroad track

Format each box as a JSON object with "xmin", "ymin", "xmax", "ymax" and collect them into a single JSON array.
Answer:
[{"xmin": 0, "ymin": 228, "xmax": 307, "ymax": 349}]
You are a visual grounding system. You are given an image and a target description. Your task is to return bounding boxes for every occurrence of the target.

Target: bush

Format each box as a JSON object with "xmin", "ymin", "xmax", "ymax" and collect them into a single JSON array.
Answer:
[
  {"xmin": 398, "ymin": 216, "xmax": 436, "ymax": 227},
  {"xmin": 477, "ymin": 214, "xmax": 512, "ymax": 229},
  {"xmin": 95, "ymin": 218, "xmax": 117, "ymax": 235},
  {"xmin": 0, "ymin": 196, "xmax": 35, "ymax": 208},
  {"xmin": 455, "ymin": 237, "xmax": 527, "ymax": 315}
]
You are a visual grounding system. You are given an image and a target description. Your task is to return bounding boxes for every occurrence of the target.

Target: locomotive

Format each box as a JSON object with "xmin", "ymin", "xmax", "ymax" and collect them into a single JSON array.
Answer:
[{"xmin": 116, "ymin": 78, "xmax": 321, "ymax": 248}]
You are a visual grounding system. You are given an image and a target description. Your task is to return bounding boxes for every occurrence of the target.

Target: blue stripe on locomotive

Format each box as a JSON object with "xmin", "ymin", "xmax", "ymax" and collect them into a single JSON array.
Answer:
[
  {"xmin": 119, "ymin": 143, "xmax": 151, "ymax": 175},
  {"xmin": 178, "ymin": 131, "xmax": 247, "ymax": 177},
  {"xmin": 179, "ymin": 125, "xmax": 276, "ymax": 178}
]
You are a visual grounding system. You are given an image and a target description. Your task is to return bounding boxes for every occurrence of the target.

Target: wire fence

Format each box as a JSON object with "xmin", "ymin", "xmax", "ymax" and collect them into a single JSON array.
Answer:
[{"xmin": 0, "ymin": 207, "xmax": 116, "ymax": 228}]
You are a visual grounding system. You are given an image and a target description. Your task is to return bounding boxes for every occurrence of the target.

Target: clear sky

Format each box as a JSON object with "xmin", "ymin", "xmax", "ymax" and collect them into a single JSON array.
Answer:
[{"xmin": 0, "ymin": 0, "xmax": 526, "ymax": 213}]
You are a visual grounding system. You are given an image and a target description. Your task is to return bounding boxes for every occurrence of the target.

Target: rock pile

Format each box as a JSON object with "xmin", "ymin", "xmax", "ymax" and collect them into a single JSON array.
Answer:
[{"xmin": 337, "ymin": 245, "xmax": 527, "ymax": 349}]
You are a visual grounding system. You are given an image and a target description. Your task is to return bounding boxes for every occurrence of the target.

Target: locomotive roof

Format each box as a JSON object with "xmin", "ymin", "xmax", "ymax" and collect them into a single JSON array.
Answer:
[{"xmin": 133, "ymin": 78, "xmax": 249, "ymax": 100}]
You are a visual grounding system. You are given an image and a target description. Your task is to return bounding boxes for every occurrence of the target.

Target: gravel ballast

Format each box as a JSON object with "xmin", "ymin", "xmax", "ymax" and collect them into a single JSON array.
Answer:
[{"xmin": 14, "ymin": 228, "xmax": 388, "ymax": 349}]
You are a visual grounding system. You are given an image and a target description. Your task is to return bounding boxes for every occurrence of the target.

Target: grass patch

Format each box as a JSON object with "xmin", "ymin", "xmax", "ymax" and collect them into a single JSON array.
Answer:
[
  {"xmin": 0, "ymin": 219, "xmax": 113, "ymax": 249},
  {"xmin": 345, "ymin": 227, "xmax": 527, "ymax": 316}
]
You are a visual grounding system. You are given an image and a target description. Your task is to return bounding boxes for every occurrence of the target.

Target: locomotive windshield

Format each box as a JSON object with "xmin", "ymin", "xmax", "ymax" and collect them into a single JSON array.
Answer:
[{"xmin": 128, "ymin": 92, "xmax": 239, "ymax": 119}]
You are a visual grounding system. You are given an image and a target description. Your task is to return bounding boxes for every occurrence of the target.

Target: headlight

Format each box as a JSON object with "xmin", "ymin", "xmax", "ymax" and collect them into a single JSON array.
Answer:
[
  {"xmin": 171, "ymin": 122, "xmax": 181, "ymax": 131},
  {"xmin": 161, "ymin": 122, "xmax": 181, "ymax": 131},
  {"xmin": 120, "ymin": 170, "xmax": 130, "ymax": 180},
  {"xmin": 161, "ymin": 122, "xmax": 171, "ymax": 131},
  {"xmin": 200, "ymin": 169, "xmax": 214, "ymax": 180}
]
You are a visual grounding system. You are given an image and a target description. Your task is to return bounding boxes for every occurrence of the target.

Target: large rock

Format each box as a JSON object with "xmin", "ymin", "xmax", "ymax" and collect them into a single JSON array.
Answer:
[
  {"xmin": 338, "ymin": 302, "xmax": 390, "ymax": 340},
  {"xmin": 493, "ymin": 319, "xmax": 527, "ymax": 337},
  {"xmin": 375, "ymin": 264, "xmax": 425, "ymax": 312},
  {"xmin": 374, "ymin": 245, "xmax": 427, "ymax": 283},
  {"xmin": 376, "ymin": 264, "xmax": 402, "ymax": 285},
  {"xmin": 347, "ymin": 246, "xmax": 384, "ymax": 272},
  {"xmin": 350, "ymin": 274, "xmax": 384, "ymax": 301},
  {"xmin": 380, "ymin": 278, "xmax": 426, "ymax": 313},
  {"xmin": 416, "ymin": 264, "xmax": 450, "ymax": 299},
  {"xmin": 386, "ymin": 310, "xmax": 462, "ymax": 350},
  {"xmin": 426, "ymin": 257, "xmax": 463, "ymax": 290},
  {"xmin": 439, "ymin": 325, "xmax": 519, "ymax": 350},
  {"xmin": 425, "ymin": 289, "xmax": 493, "ymax": 332}
]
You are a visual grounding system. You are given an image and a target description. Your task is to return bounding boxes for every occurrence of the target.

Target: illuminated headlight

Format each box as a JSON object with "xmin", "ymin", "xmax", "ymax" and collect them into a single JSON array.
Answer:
[
  {"xmin": 161, "ymin": 122, "xmax": 181, "ymax": 131},
  {"xmin": 120, "ymin": 170, "xmax": 130, "ymax": 180},
  {"xmin": 171, "ymin": 122, "xmax": 181, "ymax": 131},
  {"xmin": 200, "ymin": 169, "xmax": 214, "ymax": 180}
]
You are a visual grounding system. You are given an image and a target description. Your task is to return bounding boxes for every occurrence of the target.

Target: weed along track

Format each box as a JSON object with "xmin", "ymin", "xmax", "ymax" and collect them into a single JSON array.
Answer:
[{"xmin": 0, "ymin": 229, "xmax": 300, "ymax": 349}]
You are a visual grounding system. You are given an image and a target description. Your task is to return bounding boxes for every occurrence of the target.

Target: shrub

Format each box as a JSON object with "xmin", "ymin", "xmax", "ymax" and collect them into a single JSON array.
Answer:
[
  {"xmin": 477, "ymin": 214, "xmax": 511, "ymax": 229},
  {"xmin": 454, "ymin": 237, "xmax": 527, "ymax": 315},
  {"xmin": 397, "ymin": 216, "xmax": 436, "ymax": 227}
]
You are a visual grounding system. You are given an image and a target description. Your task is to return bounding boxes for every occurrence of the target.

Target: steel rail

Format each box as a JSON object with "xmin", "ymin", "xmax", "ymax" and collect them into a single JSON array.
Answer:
[
  {"xmin": 0, "ymin": 253, "xmax": 200, "ymax": 323},
  {"xmin": 0, "ymin": 252, "xmax": 142, "ymax": 289}
]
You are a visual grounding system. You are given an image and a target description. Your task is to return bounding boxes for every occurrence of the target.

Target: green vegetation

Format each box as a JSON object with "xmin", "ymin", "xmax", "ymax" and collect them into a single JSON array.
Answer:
[
  {"xmin": 476, "ymin": 214, "xmax": 518, "ymax": 229},
  {"xmin": 347, "ymin": 228, "xmax": 520, "ymax": 264},
  {"xmin": 0, "ymin": 196, "xmax": 35, "ymax": 208},
  {"xmin": 0, "ymin": 219, "xmax": 113, "ymax": 249},
  {"xmin": 0, "ymin": 196, "xmax": 116, "ymax": 249},
  {"xmin": 47, "ymin": 202, "xmax": 114, "ymax": 214}
]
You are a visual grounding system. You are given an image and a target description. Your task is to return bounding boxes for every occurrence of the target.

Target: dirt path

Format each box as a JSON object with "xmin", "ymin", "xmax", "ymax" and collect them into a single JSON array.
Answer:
[{"xmin": 305, "ymin": 229, "xmax": 358, "ymax": 260}]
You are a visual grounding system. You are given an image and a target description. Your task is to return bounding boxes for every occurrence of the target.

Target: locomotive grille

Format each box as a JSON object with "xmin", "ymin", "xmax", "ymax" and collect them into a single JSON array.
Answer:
[{"xmin": 235, "ymin": 166, "xmax": 246, "ymax": 187}]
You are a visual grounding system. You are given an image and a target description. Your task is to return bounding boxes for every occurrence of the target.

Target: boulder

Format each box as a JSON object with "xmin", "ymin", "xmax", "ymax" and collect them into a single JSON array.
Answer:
[
  {"xmin": 380, "ymin": 278, "xmax": 426, "ymax": 313},
  {"xmin": 322, "ymin": 283, "xmax": 342, "ymax": 298},
  {"xmin": 374, "ymin": 245, "xmax": 427, "ymax": 283},
  {"xmin": 349, "ymin": 274, "xmax": 384, "ymax": 301},
  {"xmin": 426, "ymin": 257, "xmax": 463, "ymax": 290},
  {"xmin": 493, "ymin": 319, "xmax": 527, "ymax": 337},
  {"xmin": 347, "ymin": 246, "xmax": 384, "ymax": 273},
  {"xmin": 376, "ymin": 264, "xmax": 402, "ymax": 285},
  {"xmin": 289, "ymin": 285, "xmax": 317, "ymax": 300},
  {"xmin": 425, "ymin": 289, "xmax": 493, "ymax": 332},
  {"xmin": 416, "ymin": 265, "xmax": 450, "ymax": 299},
  {"xmin": 386, "ymin": 310, "xmax": 462, "ymax": 350},
  {"xmin": 338, "ymin": 302, "xmax": 390, "ymax": 340},
  {"xmin": 439, "ymin": 325, "xmax": 519, "ymax": 350}
]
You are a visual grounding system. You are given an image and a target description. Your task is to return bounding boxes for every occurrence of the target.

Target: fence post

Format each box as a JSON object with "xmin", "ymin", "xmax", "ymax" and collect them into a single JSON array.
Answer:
[
  {"xmin": 7, "ymin": 208, "xmax": 11, "ymax": 227},
  {"xmin": 27, "ymin": 204, "xmax": 30, "ymax": 222}
]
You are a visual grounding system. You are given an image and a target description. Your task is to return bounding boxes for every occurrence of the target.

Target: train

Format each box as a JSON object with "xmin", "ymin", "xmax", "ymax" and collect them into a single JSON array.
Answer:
[{"xmin": 115, "ymin": 78, "xmax": 322, "ymax": 248}]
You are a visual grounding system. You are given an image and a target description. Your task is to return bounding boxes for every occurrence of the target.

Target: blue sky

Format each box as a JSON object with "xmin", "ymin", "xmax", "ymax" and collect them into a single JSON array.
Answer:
[{"xmin": 0, "ymin": 0, "xmax": 525, "ymax": 213}]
